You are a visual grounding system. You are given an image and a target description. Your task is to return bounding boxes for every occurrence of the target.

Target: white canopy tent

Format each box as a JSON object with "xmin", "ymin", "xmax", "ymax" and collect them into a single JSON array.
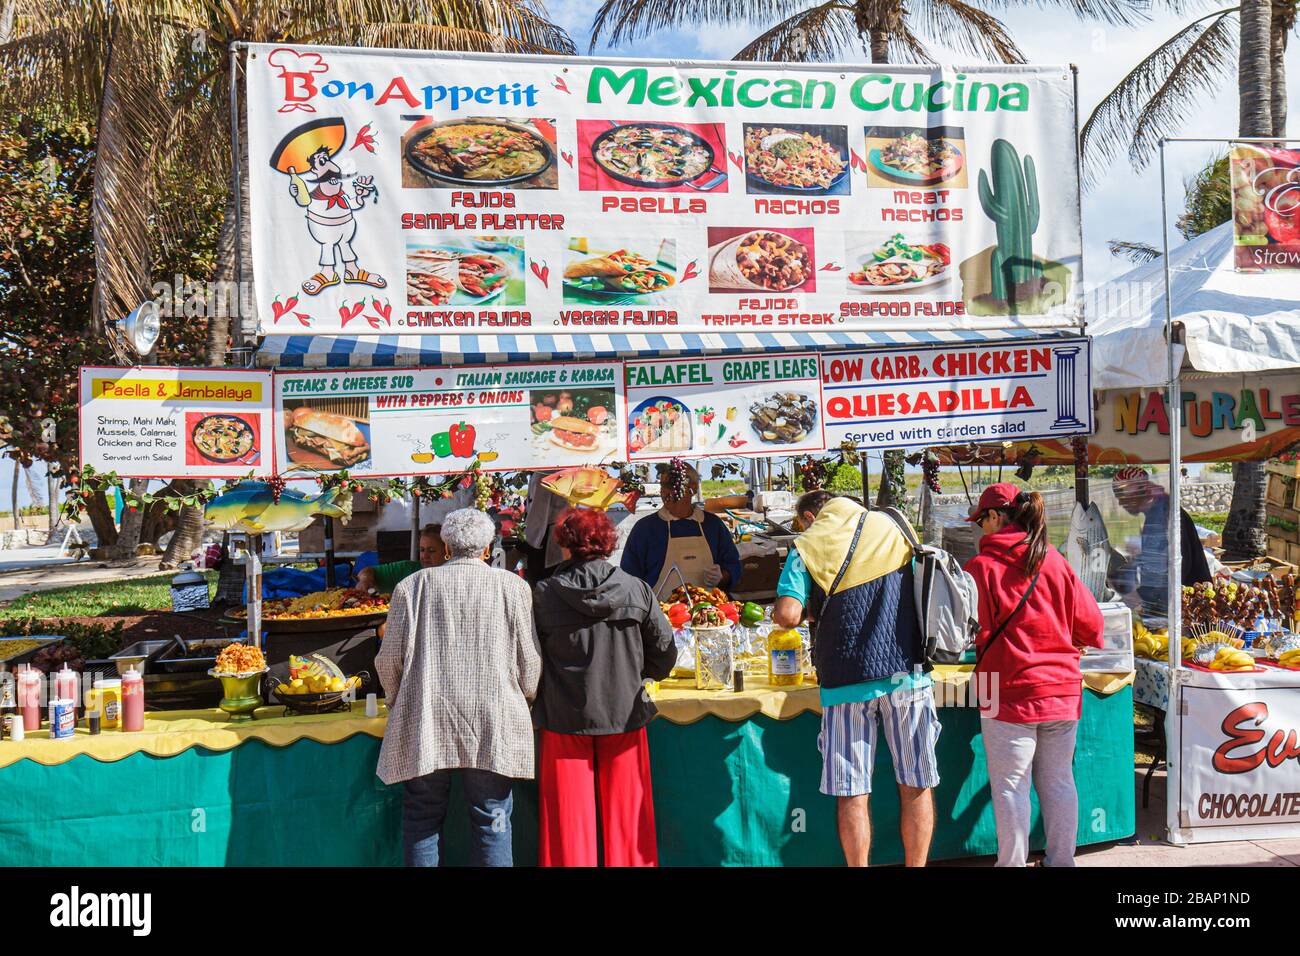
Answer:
[{"xmin": 1089, "ymin": 222, "xmax": 1300, "ymax": 389}]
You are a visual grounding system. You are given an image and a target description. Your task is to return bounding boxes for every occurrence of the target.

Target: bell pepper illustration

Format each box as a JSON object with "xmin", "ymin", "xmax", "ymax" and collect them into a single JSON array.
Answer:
[
  {"xmin": 448, "ymin": 422, "xmax": 476, "ymax": 458},
  {"xmin": 431, "ymin": 431, "xmax": 453, "ymax": 458},
  {"xmin": 977, "ymin": 139, "xmax": 1041, "ymax": 309}
]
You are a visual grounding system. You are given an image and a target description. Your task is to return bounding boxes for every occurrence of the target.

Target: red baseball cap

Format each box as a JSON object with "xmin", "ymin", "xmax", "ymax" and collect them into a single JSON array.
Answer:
[{"xmin": 966, "ymin": 482, "xmax": 1023, "ymax": 522}]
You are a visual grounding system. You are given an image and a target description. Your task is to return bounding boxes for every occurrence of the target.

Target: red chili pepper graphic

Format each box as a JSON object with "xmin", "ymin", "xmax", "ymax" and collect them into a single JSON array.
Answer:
[
  {"xmin": 448, "ymin": 422, "xmax": 476, "ymax": 458},
  {"xmin": 371, "ymin": 298, "xmax": 392, "ymax": 324},
  {"xmin": 530, "ymin": 260, "xmax": 550, "ymax": 287},
  {"xmin": 338, "ymin": 301, "xmax": 366, "ymax": 327},
  {"xmin": 727, "ymin": 150, "xmax": 743, "ymax": 171},
  {"xmin": 681, "ymin": 260, "xmax": 699, "ymax": 282},
  {"xmin": 819, "ymin": 262, "xmax": 842, "ymax": 272},
  {"xmin": 271, "ymin": 295, "xmax": 299, "ymax": 324},
  {"xmin": 561, "ymin": 150, "xmax": 573, "ymax": 167},
  {"xmin": 850, "ymin": 149, "xmax": 868, "ymax": 173},
  {"xmin": 294, "ymin": 312, "xmax": 312, "ymax": 327},
  {"xmin": 351, "ymin": 123, "xmax": 378, "ymax": 153},
  {"xmin": 553, "ymin": 75, "xmax": 570, "ymax": 94},
  {"xmin": 728, "ymin": 436, "xmax": 748, "ymax": 448}
]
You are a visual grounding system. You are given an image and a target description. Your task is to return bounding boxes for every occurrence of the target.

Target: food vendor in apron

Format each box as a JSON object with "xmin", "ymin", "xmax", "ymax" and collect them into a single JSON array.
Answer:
[{"xmin": 620, "ymin": 460, "xmax": 743, "ymax": 598}]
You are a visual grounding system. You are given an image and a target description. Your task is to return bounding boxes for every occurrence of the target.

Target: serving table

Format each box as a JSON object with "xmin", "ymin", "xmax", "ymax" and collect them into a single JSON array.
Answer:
[{"xmin": 0, "ymin": 666, "xmax": 1134, "ymax": 866}]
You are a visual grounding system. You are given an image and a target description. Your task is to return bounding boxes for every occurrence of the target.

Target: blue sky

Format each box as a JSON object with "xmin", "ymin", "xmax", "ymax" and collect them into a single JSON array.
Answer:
[{"xmin": 548, "ymin": 0, "xmax": 1291, "ymax": 284}]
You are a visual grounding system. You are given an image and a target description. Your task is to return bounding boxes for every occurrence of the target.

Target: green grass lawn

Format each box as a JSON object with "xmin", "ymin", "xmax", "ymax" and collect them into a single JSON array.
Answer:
[{"xmin": 0, "ymin": 572, "xmax": 216, "ymax": 620}]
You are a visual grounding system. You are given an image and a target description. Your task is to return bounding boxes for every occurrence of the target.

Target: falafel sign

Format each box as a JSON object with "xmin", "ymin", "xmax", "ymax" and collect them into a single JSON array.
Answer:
[
  {"xmin": 625, "ymin": 353, "xmax": 825, "ymax": 461},
  {"xmin": 245, "ymin": 43, "xmax": 1083, "ymax": 340},
  {"xmin": 272, "ymin": 363, "xmax": 625, "ymax": 477},
  {"xmin": 821, "ymin": 337, "xmax": 1091, "ymax": 451}
]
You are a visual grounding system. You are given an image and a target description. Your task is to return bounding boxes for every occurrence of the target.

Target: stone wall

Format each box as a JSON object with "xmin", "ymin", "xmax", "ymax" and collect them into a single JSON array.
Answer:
[{"xmin": 1179, "ymin": 480, "xmax": 1234, "ymax": 512}]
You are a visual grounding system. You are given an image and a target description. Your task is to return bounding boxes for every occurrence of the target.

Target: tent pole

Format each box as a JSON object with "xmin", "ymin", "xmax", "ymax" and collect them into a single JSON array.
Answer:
[{"xmin": 1160, "ymin": 138, "xmax": 1186, "ymax": 847}]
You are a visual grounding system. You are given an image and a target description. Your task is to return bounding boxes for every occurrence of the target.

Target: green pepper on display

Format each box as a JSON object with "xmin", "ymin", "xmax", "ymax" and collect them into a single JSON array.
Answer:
[{"xmin": 740, "ymin": 602, "xmax": 765, "ymax": 627}]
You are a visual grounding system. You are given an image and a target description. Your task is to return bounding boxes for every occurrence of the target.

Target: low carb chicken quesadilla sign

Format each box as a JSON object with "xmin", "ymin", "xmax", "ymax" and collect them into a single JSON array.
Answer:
[{"xmin": 245, "ymin": 43, "xmax": 1083, "ymax": 341}]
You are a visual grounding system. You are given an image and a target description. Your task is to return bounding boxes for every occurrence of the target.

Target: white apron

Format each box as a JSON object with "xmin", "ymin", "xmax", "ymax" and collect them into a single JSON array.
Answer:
[{"xmin": 652, "ymin": 507, "xmax": 715, "ymax": 599}]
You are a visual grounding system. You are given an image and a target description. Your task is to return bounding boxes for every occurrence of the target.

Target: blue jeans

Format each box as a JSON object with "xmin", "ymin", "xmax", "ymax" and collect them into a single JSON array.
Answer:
[{"xmin": 401, "ymin": 769, "xmax": 514, "ymax": 867}]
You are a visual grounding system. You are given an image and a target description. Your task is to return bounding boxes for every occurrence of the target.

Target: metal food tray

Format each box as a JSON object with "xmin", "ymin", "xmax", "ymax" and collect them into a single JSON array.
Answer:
[
  {"xmin": 108, "ymin": 639, "xmax": 173, "ymax": 677},
  {"xmin": 0, "ymin": 636, "xmax": 62, "ymax": 666},
  {"xmin": 221, "ymin": 612, "xmax": 387, "ymax": 634},
  {"xmin": 154, "ymin": 638, "xmax": 248, "ymax": 673}
]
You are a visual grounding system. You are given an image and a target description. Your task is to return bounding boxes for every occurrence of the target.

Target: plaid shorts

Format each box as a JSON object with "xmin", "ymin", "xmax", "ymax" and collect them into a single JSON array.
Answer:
[{"xmin": 819, "ymin": 686, "xmax": 942, "ymax": 797}]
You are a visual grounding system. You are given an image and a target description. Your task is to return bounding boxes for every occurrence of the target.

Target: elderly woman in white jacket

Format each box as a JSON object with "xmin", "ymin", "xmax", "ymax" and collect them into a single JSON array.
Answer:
[{"xmin": 376, "ymin": 508, "xmax": 541, "ymax": 867}]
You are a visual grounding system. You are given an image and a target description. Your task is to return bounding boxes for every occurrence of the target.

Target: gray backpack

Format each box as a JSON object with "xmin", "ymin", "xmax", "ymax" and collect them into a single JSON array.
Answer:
[{"xmin": 881, "ymin": 507, "xmax": 980, "ymax": 665}]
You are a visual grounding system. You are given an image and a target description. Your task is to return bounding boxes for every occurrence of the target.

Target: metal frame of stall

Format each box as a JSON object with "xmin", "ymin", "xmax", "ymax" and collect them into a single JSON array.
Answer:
[{"xmin": 1157, "ymin": 136, "xmax": 1300, "ymax": 846}]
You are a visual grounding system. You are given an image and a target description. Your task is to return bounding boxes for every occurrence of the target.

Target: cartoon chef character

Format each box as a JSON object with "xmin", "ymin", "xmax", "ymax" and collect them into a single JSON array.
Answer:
[{"xmin": 269, "ymin": 117, "xmax": 386, "ymax": 296}]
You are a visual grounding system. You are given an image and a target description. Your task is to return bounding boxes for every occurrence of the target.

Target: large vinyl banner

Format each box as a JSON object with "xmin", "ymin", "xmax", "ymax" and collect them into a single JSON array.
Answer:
[{"xmin": 246, "ymin": 45, "xmax": 1082, "ymax": 339}]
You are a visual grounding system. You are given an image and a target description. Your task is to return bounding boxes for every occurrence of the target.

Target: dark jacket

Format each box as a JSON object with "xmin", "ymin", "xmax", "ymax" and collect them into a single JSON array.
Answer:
[
  {"xmin": 532, "ymin": 558, "xmax": 677, "ymax": 735},
  {"xmin": 813, "ymin": 564, "xmax": 923, "ymax": 688}
]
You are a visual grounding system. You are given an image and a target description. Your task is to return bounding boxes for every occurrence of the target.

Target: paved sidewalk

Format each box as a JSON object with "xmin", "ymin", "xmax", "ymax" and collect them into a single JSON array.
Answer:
[
  {"xmin": 945, "ymin": 765, "xmax": 1300, "ymax": 866},
  {"xmin": 1074, "ymin": 766, "xmax": 1300, "ymax": 867},
  {"xmin": 0, "ymin": 556, "xmax": 170, "ymax": 603}
]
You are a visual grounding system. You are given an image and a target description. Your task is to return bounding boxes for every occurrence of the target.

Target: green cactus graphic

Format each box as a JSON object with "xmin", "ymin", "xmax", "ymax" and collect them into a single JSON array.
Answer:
[{"xmin": 978, "ymin": 139, "xmax": 1042, "ymax": 306}]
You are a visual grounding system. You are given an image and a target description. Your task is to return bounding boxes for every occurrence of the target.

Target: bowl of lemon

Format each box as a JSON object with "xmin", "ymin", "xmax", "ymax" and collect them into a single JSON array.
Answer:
[{"xmin": 268, "ymin": 653, "xmax": 367, "ymax": 715}]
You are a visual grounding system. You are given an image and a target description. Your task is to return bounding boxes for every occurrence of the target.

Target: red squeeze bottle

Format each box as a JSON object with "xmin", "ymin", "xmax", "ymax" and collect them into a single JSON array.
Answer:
[
  {"xmin": 18, "ymin": 666, "xmax": 42, "ymax": 733},
  {"xmin": 121, "ymin": 667, "xmax": 145, "ymax": 733}
]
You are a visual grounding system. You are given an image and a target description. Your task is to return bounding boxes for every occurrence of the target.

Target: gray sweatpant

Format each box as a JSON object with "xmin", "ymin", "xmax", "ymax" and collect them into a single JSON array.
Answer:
[{"xmin": 980, "ymin": 717, "xmax": 1079, "ymax": 867}]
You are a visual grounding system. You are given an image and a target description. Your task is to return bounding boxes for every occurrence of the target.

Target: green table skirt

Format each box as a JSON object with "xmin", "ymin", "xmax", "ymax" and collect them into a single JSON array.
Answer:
[{"xmin": 0, "ymin": 687, "xmax": 1134, "ymax": 866}]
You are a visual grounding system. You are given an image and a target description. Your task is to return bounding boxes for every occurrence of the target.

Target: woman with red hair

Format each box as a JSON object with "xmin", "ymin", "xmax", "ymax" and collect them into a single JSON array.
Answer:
[{"xmin": 532, "ymin": 506, "xmax": 677, "ymax": 866}]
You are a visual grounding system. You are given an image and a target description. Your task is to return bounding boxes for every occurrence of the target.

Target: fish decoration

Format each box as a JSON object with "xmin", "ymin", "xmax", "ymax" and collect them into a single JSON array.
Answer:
[
  {"xmin": 1066, "ymin": 501, "xmax": 1113, "ymax": 602},
  {"xmin": 542, "ymin": 467, "xmax": 640, "ymax": 511},
  {"xmin": 205, "ymin": 481, "xmax": 352, "ymax": 533}
]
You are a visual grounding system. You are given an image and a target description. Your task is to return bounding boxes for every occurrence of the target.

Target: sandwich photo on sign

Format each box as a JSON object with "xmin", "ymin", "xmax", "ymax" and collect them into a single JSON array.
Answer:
[
  {"xmin": 282, "ymin": 397, "xmax": 372, "ymax": 470},
  {"xmin": 529, "ymin": 387, "xmax": 617, "ymax": 458}
]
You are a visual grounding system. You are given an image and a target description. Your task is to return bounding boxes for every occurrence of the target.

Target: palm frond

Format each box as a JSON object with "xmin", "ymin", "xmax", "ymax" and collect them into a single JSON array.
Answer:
[
  {"xmin": 351, "ymin": 21, "xmax": 575, "ymax": 55},
  {"xmin": 733, "ymin": 2, "xmax": 859, "ymax": 62},
  {"xmin": 909, "ymin": 0, "xmax": 1025, "ymax": 63},
  {"xmin": 1079, "ymin": 8, "xmax": 1238, "ymax": 189},
  {"xmin": 888, "ymin": 24, "xmax": 938, "ymax": 64},
  {"xmin": 975, "ymin": 0, "xmax": 1153, "ymax": 27},
  {"xmin": 591, "ymin": 0, "xmax": 816, "ymax": 52},
  {"xmin": 1107, "ymin": 239, "xmax": 1162, "ymax": 263},
  {"xmin": 91, "ymin": 25, "xmax": 171, "ymax": 338}
]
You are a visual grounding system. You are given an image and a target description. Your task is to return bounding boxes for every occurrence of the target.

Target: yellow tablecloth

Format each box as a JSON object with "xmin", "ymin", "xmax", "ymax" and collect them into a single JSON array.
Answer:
[
  {"xmin": 0, "ymin": 703, "xmax": 389, "ymax": 769},
  {"xmin": 650, "ymin": 665, "xmax": 1134, "ymax": 725},
  {"xmin": 0, "ymin": 667, "xmax": 1133, "ymax": 767}
]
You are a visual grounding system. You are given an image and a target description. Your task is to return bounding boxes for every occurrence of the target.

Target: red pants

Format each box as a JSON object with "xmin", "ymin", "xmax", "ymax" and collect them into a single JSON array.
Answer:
[{"xmin": 538, "ymin": 727, "xmax": 658, "ymax": 867}]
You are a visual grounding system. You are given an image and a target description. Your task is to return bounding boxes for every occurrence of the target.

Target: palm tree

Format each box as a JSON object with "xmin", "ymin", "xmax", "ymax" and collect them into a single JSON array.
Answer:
[
  {"xmin": 591, "ymin": 0, "xmax": 1144, "ymax": 65},
  {"xmin": 1080, "ymin": 1, "xmax": 1295, "ymax": 183},
  {"xmin": 1, "ymin": 2, "xmax": 575, "ymax": 568}
]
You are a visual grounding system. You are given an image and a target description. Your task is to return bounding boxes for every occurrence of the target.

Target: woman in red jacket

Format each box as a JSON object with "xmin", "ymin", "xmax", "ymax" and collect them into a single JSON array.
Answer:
[{"xmin": 963, "ymin": 483, "xmax": 1104, "ymax": 867}]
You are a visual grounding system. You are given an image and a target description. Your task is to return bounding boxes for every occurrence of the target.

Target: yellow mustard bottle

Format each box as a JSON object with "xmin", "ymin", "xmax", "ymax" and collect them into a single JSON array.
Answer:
[{"xmin": 766, "ymin": 628, "xmax": 804, "ymax": 687}]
